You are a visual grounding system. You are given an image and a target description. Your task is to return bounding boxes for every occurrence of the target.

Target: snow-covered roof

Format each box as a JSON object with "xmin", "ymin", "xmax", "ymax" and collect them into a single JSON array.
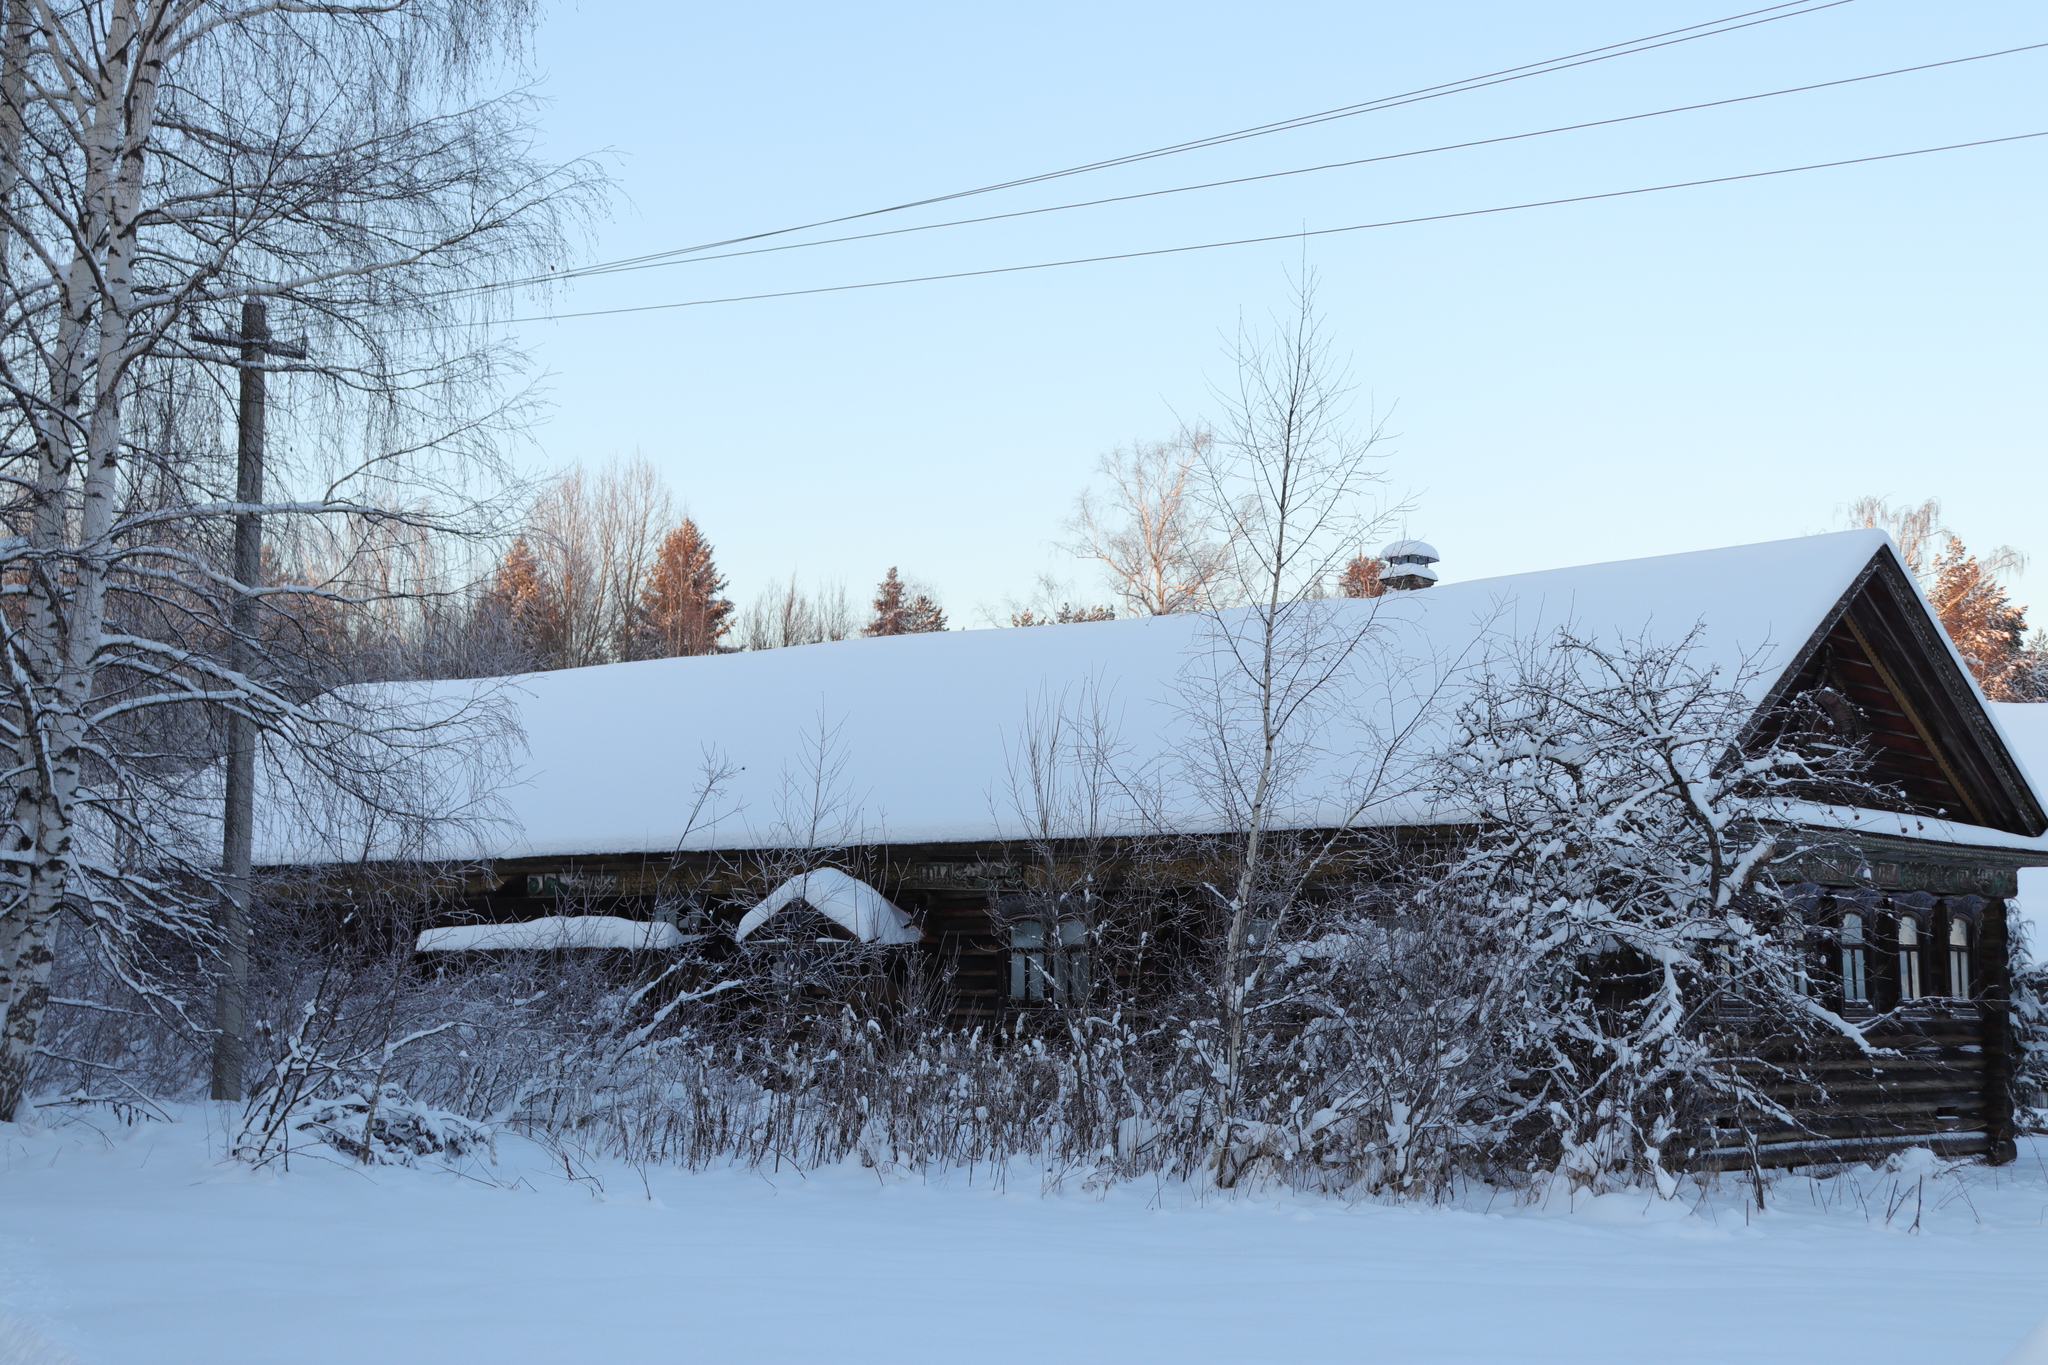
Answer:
[
  {"xmin": 733, "ymin": 869, "xmax": 922, "ymax": 944},
  {"xmin": 416, "ymin": 915, "xmax": 693, "ymax": 953},
  {"xmin": 255, "ymin": 530, "xmax": 2048, "ymax": 866},
  {"xmin": 1990, "ymin": 703, "xmax": 2048, "ymax": 815}
]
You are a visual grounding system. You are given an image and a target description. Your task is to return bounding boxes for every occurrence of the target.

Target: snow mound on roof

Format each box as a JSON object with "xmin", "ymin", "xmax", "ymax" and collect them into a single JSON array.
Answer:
[
  {"xmin": 734, "ymin": 869, "xmax": 921, "ymax": 944},
  {"xmin": 416, "ymin": 916, "xmax": 690, "ymax": 953}
]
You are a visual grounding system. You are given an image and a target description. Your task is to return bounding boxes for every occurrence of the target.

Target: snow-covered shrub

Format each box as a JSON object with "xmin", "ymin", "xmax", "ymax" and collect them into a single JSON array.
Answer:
[
  {"xmin": 1195, "ymin": 883, "xmax": 1536, "ymax": 1196},
  {"xmin": 1430, "ymin": 628, "xmax": 1877, "ymax": 1194},
  {"xmin": 25, "ymin": 936, "xmax": 210, "ymax": 1108},
  {"xmin": 2008, "ymin": 944, "xmax": 2048, "ymax": 1131},
  {"xmin": 281, "ymin": 1085, "xmax": 496, "ymax": 1165},
  {"xmin": 232, "ymin": 967, "xmax": 471, "ymax": 1166}
]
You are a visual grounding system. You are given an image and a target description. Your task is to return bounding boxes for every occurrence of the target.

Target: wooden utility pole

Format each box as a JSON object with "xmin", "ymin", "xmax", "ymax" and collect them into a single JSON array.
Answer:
[{"xmin": 193, "ymin": 297, "xmax": 304, "ymax": 1102}]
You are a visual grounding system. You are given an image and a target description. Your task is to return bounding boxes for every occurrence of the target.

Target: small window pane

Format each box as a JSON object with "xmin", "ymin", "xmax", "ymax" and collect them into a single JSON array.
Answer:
[
  {"xmin": 1009, "ymin": 921, "xmax": 1085, "ymax": 1003},
  {"xmin": 1009, "ymin": 923, "xmax": 1044, "ymax": 1000},
  {"xmin": 1948, "ymin": 918, "xmax": 1971, "ymax": 998},
  {"xmin": 1897, "ymin": 916, "xmax": 1922, "ymax": 1001},
  {"xmin": 1841, "ymin": 913, "xmax": 1868, "ymax": 1005}
]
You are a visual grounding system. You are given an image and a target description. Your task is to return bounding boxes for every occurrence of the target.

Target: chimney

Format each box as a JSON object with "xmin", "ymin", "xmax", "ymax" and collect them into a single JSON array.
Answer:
[{"xmin": 1378, "ymin": 539, "xmax": 1440, "ymax": 591}]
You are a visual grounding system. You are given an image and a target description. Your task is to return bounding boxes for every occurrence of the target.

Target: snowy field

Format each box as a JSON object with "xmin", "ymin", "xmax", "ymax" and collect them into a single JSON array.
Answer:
[{"xmin": 6, "ymin": 1111, "xmax": 2048, "ymax": 1365}]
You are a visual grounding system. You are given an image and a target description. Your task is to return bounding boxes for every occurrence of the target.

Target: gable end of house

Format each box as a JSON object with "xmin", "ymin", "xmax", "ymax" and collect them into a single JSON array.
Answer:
[{"xmin": 1753, "ymin": 546, "xmax": 2046, "ymax": 837}]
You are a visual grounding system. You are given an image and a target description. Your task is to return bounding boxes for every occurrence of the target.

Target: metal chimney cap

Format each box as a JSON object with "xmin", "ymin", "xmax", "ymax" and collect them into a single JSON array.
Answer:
[{"xmin": 1379, "ymin": 539, "xmax": 1439, "ymax": 565}]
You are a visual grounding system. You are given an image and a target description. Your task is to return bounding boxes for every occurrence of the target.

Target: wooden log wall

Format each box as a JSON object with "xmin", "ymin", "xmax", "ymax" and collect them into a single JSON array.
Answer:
[
  {"xmin": 1693, "ymin": 885, "xmax": 2017, "ymax": 1170},
  {"xmin": 1696, "ymin": 1007, "xmax": 2004, "ymax": 1171}
]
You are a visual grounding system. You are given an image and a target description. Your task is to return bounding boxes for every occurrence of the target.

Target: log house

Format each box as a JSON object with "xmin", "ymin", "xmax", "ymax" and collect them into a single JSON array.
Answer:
[{"xmin": 262, "ymin": 531, "xmax": 2048, "ymax": 1167}]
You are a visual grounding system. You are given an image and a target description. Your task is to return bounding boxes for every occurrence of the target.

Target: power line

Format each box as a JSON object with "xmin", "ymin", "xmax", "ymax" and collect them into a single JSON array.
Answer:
[
  {"xmin": 455, "ymin": 0, "xmax": 1858, "ymax": 300},
  {"xmin": 483, "ymin": 130, "xmax": 2046, "ymax": 326},
  {"xmin": 538, "ymin": 42, "xmax": 2046, "ymax": 286}
]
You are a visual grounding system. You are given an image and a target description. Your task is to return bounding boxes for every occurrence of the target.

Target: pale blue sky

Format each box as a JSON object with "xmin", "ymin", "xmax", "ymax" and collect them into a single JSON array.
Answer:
[{"xmin": 510, "ymin": 0, "xmax": 2045, "ymax": 623}]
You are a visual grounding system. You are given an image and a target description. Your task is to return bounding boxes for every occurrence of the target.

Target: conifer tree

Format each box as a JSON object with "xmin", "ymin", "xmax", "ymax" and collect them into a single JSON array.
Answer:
[
  {"xmin": 1846, "ymin": 498, "xmax": 2045, "ymax": 700},
  {"xmin": 865, "ymin": 567, "xmax": 947, "ymax": 636},
  {"xmin": 1336, "ymin": 555, "xmax": 1385, "ymax": 598},
  {"xmin": 631, "ymin": 519, "xmax": 734, "ymax": 658},
  {"xmin": 1929, "ymin": 534, "xmax": 2035, "ymax": 701},
  {"xmin": 478, "ymin": 537, "xmax": 565, "ymax": 668}
]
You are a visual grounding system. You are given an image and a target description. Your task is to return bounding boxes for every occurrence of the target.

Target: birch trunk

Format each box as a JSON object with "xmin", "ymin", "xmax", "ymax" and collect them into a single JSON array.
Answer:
[
  {"xmin": 0, "ymin": 0, "xmax": 586, "ymax": 1122},
  {"xmin": 1193, "ymin": 272, "xmax": 1393, "ymax": 1186}
]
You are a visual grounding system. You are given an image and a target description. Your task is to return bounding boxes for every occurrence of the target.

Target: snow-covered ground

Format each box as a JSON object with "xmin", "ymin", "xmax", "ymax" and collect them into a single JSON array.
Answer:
[{"xmin": 5, "ymin": 1110, "xmax": 2048, "ymax": 1365}]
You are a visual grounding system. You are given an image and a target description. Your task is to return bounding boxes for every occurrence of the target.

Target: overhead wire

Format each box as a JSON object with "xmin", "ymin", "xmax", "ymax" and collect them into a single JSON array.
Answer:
[
  {"xmin": 448, "ymin": 0, "xmax": 1860, "ymax": 300},
  {"xmin": 478, "ymin": 130, "xmax": 2046, "ymax": 325},
  {"xmin": 529, "ymin": 42, "xmax": 2047, "ymax": 285}
]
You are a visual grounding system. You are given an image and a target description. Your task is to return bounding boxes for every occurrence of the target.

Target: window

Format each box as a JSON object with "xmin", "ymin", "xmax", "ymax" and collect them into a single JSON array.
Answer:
[
  {"xmin": 1840, "ymin": 912, "xmax": 1869, "ymax": 1006},
  {"xmin": 1778, "ymin": 909, "xmax": 1815, "ymax": 996},
  {"xmin": 1896, "ymin": 915, "xmax": 1923, "ymax": 1001},
  {"xmin": 1009, "ymin": 920, "xmax": 1087, "ymax": 1003},
  {"xmin": 1947, "ymin": 918, "xmax": 1972, "ymax": 999}
]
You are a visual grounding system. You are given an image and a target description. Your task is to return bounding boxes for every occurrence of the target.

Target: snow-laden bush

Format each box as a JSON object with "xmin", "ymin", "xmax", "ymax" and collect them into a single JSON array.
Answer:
[
  {"xmin": 1161, "ymin": 879, "xmax": 1532, "ymax": 1196},
  {"xmin": 280, "ymin": 1085, "xmax": 496, "ymax": 1165},
  {"xmin": 1429, "ymin": 629, "xmax": 1879, "ymax": 1193},
  {"xmin": 2009, "ymin": 949, "xmax": 2048, "ymax": 1131},
  {"xmin": 230, "ymin": 965, "xmax": 497, "ymax": 1167}
]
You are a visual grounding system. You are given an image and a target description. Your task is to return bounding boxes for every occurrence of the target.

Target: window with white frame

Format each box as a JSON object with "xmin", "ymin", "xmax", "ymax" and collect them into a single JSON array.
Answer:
[
  {"xmin": 1009, "ymin": 920, "xmax": 1087, "ymax": 1003},
  {"xmin": 1896, "ymin": 915, "xmax": 1924, "ymax": 1001},
  {"xmin": 1947, "ymin": 917, "xmax": 1972, "ymax": 998},
  {"xmin": 1840, "ymin": 912, "xmax": 1869, "ymax": 1006}
]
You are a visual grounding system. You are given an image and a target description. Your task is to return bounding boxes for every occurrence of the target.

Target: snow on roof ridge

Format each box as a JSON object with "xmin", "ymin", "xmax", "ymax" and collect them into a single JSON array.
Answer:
[
  {"xmin": 484, "ymin": 533, "xmax": 1896, "ymax": 684},
  {"xmin": 1432, "ymin": 527, "xmax": 1891, "ymax": 598}
]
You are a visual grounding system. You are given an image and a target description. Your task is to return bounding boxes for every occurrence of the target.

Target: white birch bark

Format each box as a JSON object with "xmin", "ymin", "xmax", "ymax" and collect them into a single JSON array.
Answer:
[{"xmin": 0, "ymin": 0, "xmax": 587, "ymax": 1120}]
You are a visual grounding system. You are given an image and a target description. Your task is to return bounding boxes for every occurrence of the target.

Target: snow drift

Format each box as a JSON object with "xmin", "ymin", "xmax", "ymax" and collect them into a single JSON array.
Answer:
[{"xmin": 416, "ymin": 916, "xmax": 693, "ymax": 953}]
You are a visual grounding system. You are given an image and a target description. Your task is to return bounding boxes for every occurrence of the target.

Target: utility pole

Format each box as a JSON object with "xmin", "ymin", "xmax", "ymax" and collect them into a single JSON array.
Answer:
[{"xmin": 193, "ymin": 296, "xmax": 304, "ymax": 1102}]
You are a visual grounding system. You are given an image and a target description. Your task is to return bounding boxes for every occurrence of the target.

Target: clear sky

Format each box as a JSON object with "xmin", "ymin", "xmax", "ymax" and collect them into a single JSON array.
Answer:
[{"xmin": 507, "ymin": 0, "xmax": 2045, "ymax": 625}]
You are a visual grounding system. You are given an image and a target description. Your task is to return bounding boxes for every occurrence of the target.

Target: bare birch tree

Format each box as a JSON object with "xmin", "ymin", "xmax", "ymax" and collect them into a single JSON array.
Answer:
[
  {"xmin": 521, "ymin": 459, "xmax": 677, "ymax": 668},
  {"xmin": 1846, "ymin": 496, "xmax": 1944, "ymax": 576},
  {"xmin": 0, "ymin": 0, "xmax": 595, "ymax": 1119},
  {"xmin": 737, "ymin": 577, "xmax": 856, "ymax": 650},
  {"xmin": 1065, "ymin": 428, "xmax": 1232, "ymax": 616},
  {"xmin": 1846, "ymin": 496, "xmax": 2041, "ymax": 699},
  {"xmin": 1179, "ymin": 272, "xmax": 1403, "ymax": 1185}
]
